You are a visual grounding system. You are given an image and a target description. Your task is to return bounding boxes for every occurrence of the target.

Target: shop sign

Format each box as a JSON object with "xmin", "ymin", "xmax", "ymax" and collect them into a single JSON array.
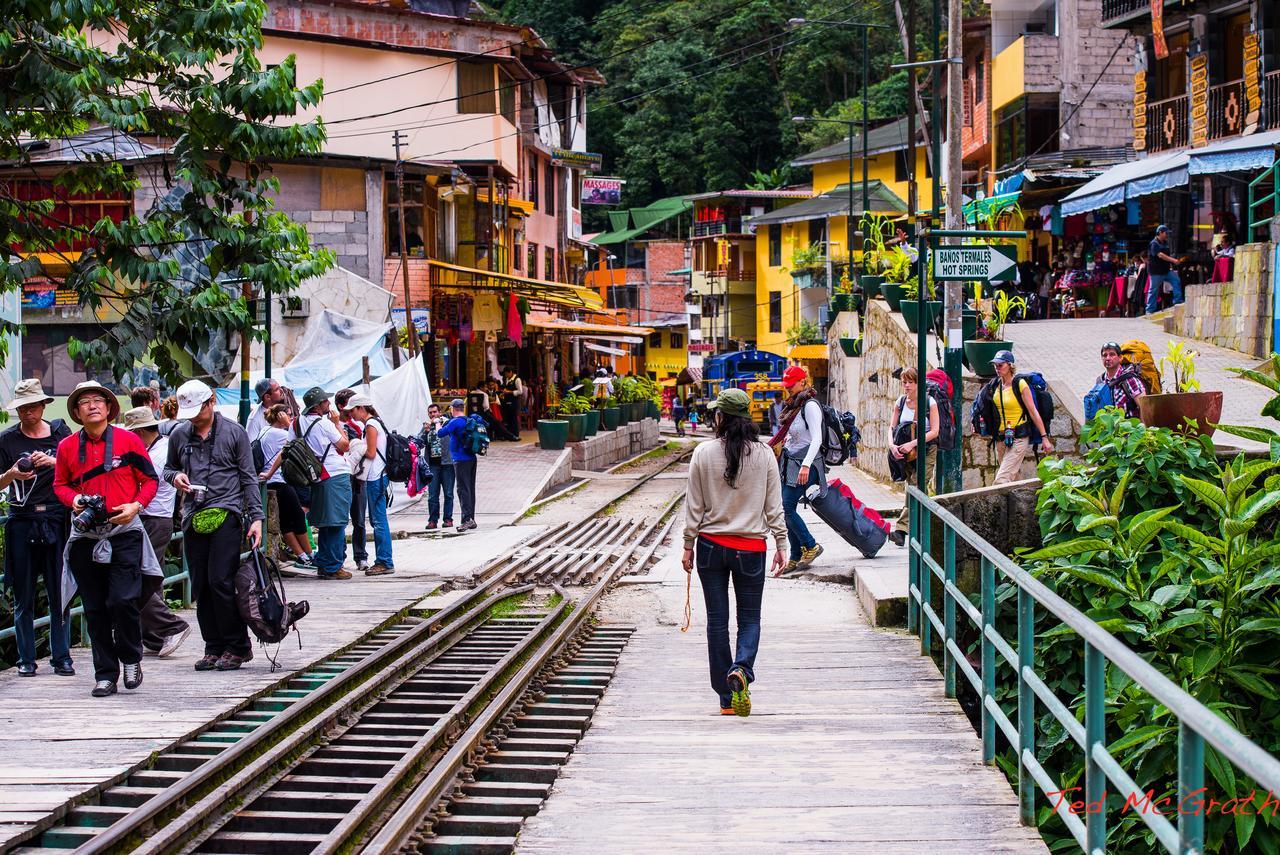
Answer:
[
  {"xmin": 22, "ymin": 276, "xmax": 77, "ymax": 309},
  {"xmin": 552, "ymin": 149, "xmax": 603, "ymax": 171},
  {"xmin": 1244, "ymin": 32, "xmax": 1262, "ymax": 135},
  {"xmin": 716, "ymin": 239, "xmax": 730, "ymax": 271},
  {"xmin": 582, "ymin": 177, "xmax": 623, "ymax": 205},
  {"xmin": 1151, "ymin": 0, "xmax": 1167, "ymax": 60},
  {"xmin": 390, "ymin": 307, "xmax": 430, "ymax": 334},
  {"xmin": 1133, "ymin": 71, "xmax": 1148, "ymax": 151},
  {"xmin": 1189, "ymin": 52, "xmax": 1209, "ymax": 148},
  {"xmin": 687, "ymin": 342, "xmax": 716, "ymax": 353}
]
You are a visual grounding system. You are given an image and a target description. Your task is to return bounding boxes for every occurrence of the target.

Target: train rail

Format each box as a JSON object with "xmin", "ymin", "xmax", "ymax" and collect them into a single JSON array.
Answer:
[{"xmin": 12, "ymin": 446, "xmax": 690, "ymax": 855}]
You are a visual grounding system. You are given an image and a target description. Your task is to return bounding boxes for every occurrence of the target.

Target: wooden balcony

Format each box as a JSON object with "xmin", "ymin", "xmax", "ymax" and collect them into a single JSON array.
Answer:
[
  {"xmin": 1146, "ymin": 94, "xmax": 1189, "ymax": 152},
  {"xmin": 1101, "ymin": 0, "xmax": 1181, "ymax": 27},
  {"xmin": 1208, "ymin": 80, "xmax": 1245, "ymax": 141}
]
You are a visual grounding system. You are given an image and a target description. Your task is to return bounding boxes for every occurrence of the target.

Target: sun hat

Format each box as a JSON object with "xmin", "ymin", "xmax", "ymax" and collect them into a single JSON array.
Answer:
[
  {"xmin": 67, "ymin": 381, "xmax": 121, "ymax": 425},
  {"xmin": 347, "ymin": 392, "xmax": 375, "ymax": 409},
  {"xmin": 303, "ymin": 386, "xmax": 330, "ymax": 411},
  {"xmin": 781, "ymin": 365, "xmax": 808, "ymax": 388},
  {"xmin": 991, "ymin": 350, "xmax": 1016, "ymax": 366},
  {"xmin": 175, "ymin": 380, "xmax": 215, "ymax": 419},
  {"xmin": 707, "ymin": 388, "xmax": 752, "ymax": 419},
  {"xmin": 121, "ymin": 406, "xmax": 161, "ymax": 430},
  {"xmin": 7, "ymin": 378, "xmax": 54, "ymax": 411}
]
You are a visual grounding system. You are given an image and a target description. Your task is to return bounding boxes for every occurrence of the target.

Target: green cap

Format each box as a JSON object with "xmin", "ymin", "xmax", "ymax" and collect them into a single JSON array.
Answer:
[{"xmin": 707, "ymin": 388, "xmax": 751, "ymax": 419}]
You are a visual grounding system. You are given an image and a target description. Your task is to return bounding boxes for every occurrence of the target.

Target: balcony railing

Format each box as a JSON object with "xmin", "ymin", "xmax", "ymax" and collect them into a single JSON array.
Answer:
[
  {"xmin": 1146, "ymin": 94, "xmax": 1189, "ymax": 152},
  {"xmin": 692, "ymin": 218, "xmax": 746, "ymax": 237},
  {"xmin": 1101, "ymin": 0, "xmax": 1179, "ymax": 27},
  {"xmin": 1266, "ymin": 70, "xmax": 1280, "ymax": 132},
  {"xmin": 1208, "ymin": 79, "xmax": 1245, "ymax": 141}
]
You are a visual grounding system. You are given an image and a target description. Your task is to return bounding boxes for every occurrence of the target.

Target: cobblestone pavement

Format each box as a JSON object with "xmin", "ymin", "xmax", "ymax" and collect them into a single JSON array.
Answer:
[{"xmin": 1003, "ymin": 316, "xmax": 1275, "ymax": 451}]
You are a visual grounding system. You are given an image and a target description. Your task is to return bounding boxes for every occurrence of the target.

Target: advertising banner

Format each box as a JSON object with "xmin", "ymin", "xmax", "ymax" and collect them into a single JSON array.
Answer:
[{"xmin": 582, "ymin": 177, "xmax": 624, "ymax": 205}]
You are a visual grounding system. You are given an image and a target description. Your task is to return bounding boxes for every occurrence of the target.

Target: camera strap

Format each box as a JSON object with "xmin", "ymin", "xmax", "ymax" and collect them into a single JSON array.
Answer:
[{"xmin": 71, "ymin": 425, "xmax": 114, "ymax": 489}]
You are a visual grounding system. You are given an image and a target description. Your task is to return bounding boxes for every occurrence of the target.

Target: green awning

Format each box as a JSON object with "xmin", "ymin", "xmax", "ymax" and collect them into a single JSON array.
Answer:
[
  {"xmin": 591, "ymin": 226, "xmax": 649, "ymax": 245},
  {"xmin": 962, "ymin": 191, "xmax": 1022, "ymax": 223},
  {"xmin": 590, "ymin": 195, "xmax": 691, "ymax": 245}
]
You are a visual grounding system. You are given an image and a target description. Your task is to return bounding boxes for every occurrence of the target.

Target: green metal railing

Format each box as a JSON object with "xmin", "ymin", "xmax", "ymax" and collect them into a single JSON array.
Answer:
[
  {"xmin": 906, "ymin": 486, "xmax": 1280, "ymax": 853},
  {"xmin": 1247, "ymin": 163, "xmax": 1278, "ymax": 242}
]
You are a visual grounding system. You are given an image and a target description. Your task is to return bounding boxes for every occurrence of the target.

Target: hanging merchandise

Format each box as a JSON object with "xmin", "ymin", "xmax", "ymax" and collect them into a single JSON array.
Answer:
[
  {"xmin": 434, "ymin": 295, "xmax": 475, "ymax": 347},
  {"xmin": 505, "ymin": 293, "xmax": 524, "ymax": 341},
  {"xmin": 472, "ymin": 293, "xmax": 503, "ymax": 332}
]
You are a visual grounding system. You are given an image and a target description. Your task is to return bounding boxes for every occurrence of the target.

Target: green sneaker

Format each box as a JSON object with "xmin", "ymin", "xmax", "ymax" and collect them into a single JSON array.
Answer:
[{"xmin": 727, "ymin": 668, "xmax": 751, "ymax": 717}]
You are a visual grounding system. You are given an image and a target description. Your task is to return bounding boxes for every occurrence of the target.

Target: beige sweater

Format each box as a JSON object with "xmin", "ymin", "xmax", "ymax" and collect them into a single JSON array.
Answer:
[{"xmin": 683, "ymin": 438, "xmax": 787, "ymax": 551}]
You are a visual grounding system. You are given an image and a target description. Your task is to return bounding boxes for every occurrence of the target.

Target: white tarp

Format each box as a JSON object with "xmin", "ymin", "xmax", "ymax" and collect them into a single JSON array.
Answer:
[
  {"xmin": 367, "ymin": 353, "xmax": 433, "ymax": 437},
  {"xmin": 283, "ymin": 309, "xmax": 394, "ymax": 391}
]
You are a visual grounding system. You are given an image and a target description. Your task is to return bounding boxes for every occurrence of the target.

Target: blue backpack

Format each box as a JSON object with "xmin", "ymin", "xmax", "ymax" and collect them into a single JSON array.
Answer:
[
  {"xmin": 1083, "ymin": 380, "xmax": 1115, "ymax": 422},
  {"xmin": 462, "ymin": 414, "xmax": 490, "ymax": 456}
]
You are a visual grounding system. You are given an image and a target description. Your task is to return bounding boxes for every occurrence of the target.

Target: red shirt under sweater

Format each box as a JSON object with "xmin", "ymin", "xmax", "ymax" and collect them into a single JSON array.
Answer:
[{"xmin": 54, "ymin": 426, "xmax": 158, "ymax": 512}]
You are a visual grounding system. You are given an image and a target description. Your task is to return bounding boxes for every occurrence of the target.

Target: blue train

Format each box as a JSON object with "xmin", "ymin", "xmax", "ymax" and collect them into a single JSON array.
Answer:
[{"xmin": 701, "ymin": 350, "xmax": 789, "ymax": 426}]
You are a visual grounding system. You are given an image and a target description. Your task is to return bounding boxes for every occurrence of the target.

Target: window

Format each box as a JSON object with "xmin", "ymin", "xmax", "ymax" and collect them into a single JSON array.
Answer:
[
  {"xmin": 385, "ymin": 175, "xmax": 436, "ymax": 258},
  {"xmin": 649, "ymin": 331, "xmax": 663, "ymax": 348},
  {"xmin": 527, "ymin": 153, "xmax": 539, "ymax": 208},
  {"xmin": 513, "ymin": 242, "xmax": 523, "ymax": 271},
  {"xmin": 808, "ymin": 218, "xmax": 826, "ymax": 246},
  {"xmin": 895, "ymin": 150, "xmax": 910, "ymax": 182},
  {"xmin": 670, "ymin": 332, "xmax": 684, "ymax": 350},
  {"xmin": 498, "ymin": 69, "xmax": 517, "ymax": 123},
  {"xmin": 545, "ymin": 161, "xmax": 557, "ymax": 217},
  {"xmin": 768, "ymin": 291, "xmax": 782, "ymax": 333},
  {"xmin": 544, "ymin": 246, "xmax": 556, "ymax": 281},
  {"xmin": 457, "ymin": 62, "xmax": 495, "ymax": 114},
  {"xmin": 527, "ymin": 243, "xmax": 538, "ymax": 277},
  {"xmin": 768, "ymin": 224, "xmax": 782, "ymax": 266}
]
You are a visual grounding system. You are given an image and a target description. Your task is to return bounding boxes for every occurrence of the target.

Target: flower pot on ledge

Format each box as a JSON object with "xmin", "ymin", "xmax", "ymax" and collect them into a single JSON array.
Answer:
[
  {"xmin": 902, "ymin": 300, "xmax": 943, "ymax": 334},
  {"xmin": 860, "ymin": 274, "xmax": 884, "ymax": 300},
  {"xmin": 1137, "ymin": 391, "xmax": 1223, "ymax": 438},
  {"xmin": 830, "ymin": 293, "xmax": 857, "ymax": 314},
  {"xmin": 839, "ymin": 337, "xmax": 862, "ymax": 357},
  {"xmin": 964, "ymin": 340, "xmax": 1010, "ymax": 378},
  {"xmin": 584, "ymin": 408, "xmax": 600, "ymax": 437},
  {"xmin": 883, "ymin": 281, "xmax": 907, "ymax": 312},
  {"xmin": 537, "ymin": 419, "xmax": 569, "ymax": 450}
]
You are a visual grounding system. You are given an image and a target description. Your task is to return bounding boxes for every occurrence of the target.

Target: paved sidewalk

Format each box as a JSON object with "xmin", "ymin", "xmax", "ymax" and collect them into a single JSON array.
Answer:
[{"xmin": 1003, "ymin": 317, "xmax": 1275, "ymax": 451}]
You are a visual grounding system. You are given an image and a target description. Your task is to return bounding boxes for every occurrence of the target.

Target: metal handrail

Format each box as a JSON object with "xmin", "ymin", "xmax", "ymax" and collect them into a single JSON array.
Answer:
[
  {"xmin": 906, "ymin": 486, "xmax": 1280, "ymax": 854},
  {"xmin": 1247, "ymin": 163, "xmax": 1277, "ymax": 242}
]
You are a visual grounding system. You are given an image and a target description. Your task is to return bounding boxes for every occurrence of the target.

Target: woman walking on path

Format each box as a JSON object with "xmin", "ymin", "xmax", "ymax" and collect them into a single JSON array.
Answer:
[
  {"xmin": 768, "ymin": 365, "xmax": 826, "ymax": 574},
  {"xmin": 683, "ymin": 388, "xmax": 786, "ymax": 717}
]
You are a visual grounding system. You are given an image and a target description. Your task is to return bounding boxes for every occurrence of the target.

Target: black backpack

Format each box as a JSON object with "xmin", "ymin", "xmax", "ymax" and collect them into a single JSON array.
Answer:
[
  {"xmin": 817, "ymin": 403, "xmax": 849, "ymax": 467},
  {"xmin": 1014, "ymin": 372, "xmax": 1055, "ymax": 443},
  {"xmin": 251, "ymin": 429, "xmax": 268, "ymax": 474},
  {"xmin": 371, "ymin": 417, "xmax": 414, "ymax": 483},
  {"xmin": 838, "ymin": 411, "xmax": 861, "ymax": 460},
  {"xmin": 282, "ymin": 418, "xmax": 328, "ymax": 488},
  {"xmin": 896, "ymin": 383, "xmax": 957, "ymax": 452},
  {"xmin": 235, "ymin": 549, "xmax": 309, "ymax": 669}
]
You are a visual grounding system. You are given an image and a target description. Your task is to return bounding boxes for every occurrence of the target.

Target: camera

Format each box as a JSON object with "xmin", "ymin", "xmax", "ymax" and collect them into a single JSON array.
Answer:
[
  {"xmin": 15, "ymin": 453, "xmax": 34, "ymax": 474},
  {"xmin": 72, "ymin": 495, "xmax": 109, "ymax": 532}
]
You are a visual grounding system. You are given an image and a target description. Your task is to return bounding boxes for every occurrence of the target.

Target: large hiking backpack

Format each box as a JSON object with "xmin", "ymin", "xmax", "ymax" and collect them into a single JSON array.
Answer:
[
  {"xmin": 235, "ymin": 549, "xmax": 309, "ymax": 669},
  {"xmin": 1121, "ymin": 339, "xmax": 1161, "ymax": 393},
  {"xmin": 970, "ymin": 378, "xmax": 999, "ymax": 438},
  {"xmin": 838, "ymin": 411, "xmax": 861, "ymax": 460},
  {"xmin": 1015, "ymin": 372, "xmax": 1055, "ymax": 443},
  {"xmin": 281, "ymin": 418, "xmax": 326, "ymax": 488},
  {"xmin": 371, "ymin": 418, "xmax": 415, "ymax": 483},
  {"xmin": 463, "ymin": 414, "xmax": 490, "ymax": 456},
  {"xmin": 893, "ymin": 382, "xmax": 957, "ymax": 451},
  {"xmin": 817, "ymin": 403, "xmax": 850, "ymax": 467}
]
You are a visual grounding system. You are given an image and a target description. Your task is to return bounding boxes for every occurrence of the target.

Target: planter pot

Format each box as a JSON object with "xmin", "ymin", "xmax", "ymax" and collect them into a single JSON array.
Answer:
[
  {"xmin": 584, "ymin": 408, "xmax": 600, "ymax": 437},
  {"xmin": 791, "ymin": 268, "xmax": 828, "ymax": 290},
  {"xmin": 536, "ymin": 419, "xmax": 569, "ymax": 450},
  {"xmin": 647, "ymin": 400, "xmax": 661, "ymax": 420},
  {"xmin": 860, "ymin": 275, "xmax": 884, "ymax": 300},
  {"xmin": 566, "ymin": 413, "xmax": 588, "ymax": 443},
  {"xmin": 902, "ymin": 300, "xmax": 943, "ymax": 334},
  {"xmin": 601, "ymin": 407, "xmax": 621, "ymax": 430},
  {"xmin": 839, "ymin": 337, "xmax": 862, "ymax": 357},
  {"xmin": 1138, "ymin": 391, "xmax": 1223, "ymax": 438},
  {"xmin": 883, "ymin": 280, "xmax": 907, "ymax": 312},
  {"xmin": 964, "ymin": 340, "xmax": 1011, "ymax": 377},
  {"xmin": 631, "ymin": 401, "xmax": 648, "ymax": 422},
  {"xmin": 830, "ymin": 293, "xmax": 857, "ymax": 315}
]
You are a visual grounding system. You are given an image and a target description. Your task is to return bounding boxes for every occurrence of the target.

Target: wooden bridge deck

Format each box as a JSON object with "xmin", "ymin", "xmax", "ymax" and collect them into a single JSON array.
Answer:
[{"xmin": 517, "ymin": 549, "xmax": 1049, "ymax": 854}]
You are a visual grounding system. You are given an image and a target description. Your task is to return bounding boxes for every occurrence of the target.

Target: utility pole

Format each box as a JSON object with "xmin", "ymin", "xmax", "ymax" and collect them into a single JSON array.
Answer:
[
  {"xmin": 943, "ymin": 0, "xmax": 965, "ymax": 492},
  {"xmin": 392, "ymin": 130, "xmax": 418, "ymax": 357}
]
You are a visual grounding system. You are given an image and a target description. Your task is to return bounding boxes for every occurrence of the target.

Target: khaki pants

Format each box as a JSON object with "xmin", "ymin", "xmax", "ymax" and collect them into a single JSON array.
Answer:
[
  {"xmin": 895, "ymin": 449, "xmax": 936, "ymax": 533},
  {"xmin": 994, "ymin": 436, "xmax": 1032, "ymax": 485}
]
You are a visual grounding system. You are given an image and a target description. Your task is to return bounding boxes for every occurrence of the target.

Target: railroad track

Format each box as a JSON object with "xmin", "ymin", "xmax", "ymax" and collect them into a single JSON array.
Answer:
[{"xmin": 12, "ymin": 447, "xmax": 689, "ymax": 855}]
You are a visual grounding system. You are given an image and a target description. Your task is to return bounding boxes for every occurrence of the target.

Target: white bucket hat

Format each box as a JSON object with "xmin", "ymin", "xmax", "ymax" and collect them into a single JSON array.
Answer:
[{"xmin": 7, "ymin": 378, "xmax": 54, "ymax": 411}]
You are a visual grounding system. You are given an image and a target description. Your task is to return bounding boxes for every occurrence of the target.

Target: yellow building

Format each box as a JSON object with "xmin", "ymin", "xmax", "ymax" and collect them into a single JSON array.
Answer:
[{"xmin": 643, "ymin": 320, "xmax": 689, "ymax": 381}]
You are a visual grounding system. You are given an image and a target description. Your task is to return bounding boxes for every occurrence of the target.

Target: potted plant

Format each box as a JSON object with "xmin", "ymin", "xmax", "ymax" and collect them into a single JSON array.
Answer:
[
  {"xmin": 785, "ymin": 318, "xmax": 822, "ymax": 349},
  {"xmin": 598, "ymin": 394, "xmax": 621, "ymax": 431},
  {"xmin": 560, "ymin": 392, "xmax": 592, "ymax": 442},
  {"xmin": 900, "ymin": 274, "xmax": 941, "ymax": 334},
  {"xmin": 881, "ymin": 247, "xmax": 914, "ymax": 312},
  {"xmin": 830, "ymin": 267, "xmax": 858, "ymax": 314},
  {"xmin": 583, "ymin": 401, "xmax": 601, "ymax": 436},
  {"xmin": 839, "ymin": 334, "xmax": 863, "ymax": 357},
  {"xmin": 789, "ymin": 242, "xmax": 827, "ymax": 290},
  {"xmin": 1138, "ymin": 342, "xmax": 1223, "ymax": 437},
  {"xmin": 536, "ymin": 400, "xmax": 570, "ymax": 450},
  {"xmin": 635, "ymin": 376, "xmax": 661, "ymax": 420},
  {"xmin": 858, "ymin": 212, "xmax": 891, "ymax": 299},
  {"xmin": 964, "ymin": 291, "xmax": 1026, "ymax": 377},
  {"xmin": 614, "ymin": 376, "xmax": 639, "ymax": 424}
]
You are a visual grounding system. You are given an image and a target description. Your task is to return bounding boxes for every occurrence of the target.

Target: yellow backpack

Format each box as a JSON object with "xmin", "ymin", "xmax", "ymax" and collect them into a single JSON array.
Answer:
[{"xmin": 1121, "ymin": 340, "xmax": 1161, "ymax": 393}]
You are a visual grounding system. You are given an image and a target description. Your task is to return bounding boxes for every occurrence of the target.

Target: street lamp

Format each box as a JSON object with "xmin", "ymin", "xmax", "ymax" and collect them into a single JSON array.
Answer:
[{"xmin": 788, "ymin": 18, "xmax": 890, "ymax": 271}]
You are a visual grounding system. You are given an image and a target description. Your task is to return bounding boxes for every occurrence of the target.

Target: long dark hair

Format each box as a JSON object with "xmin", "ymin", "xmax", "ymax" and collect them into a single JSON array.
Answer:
[{"xmin": 715, "ymin": 410, "xmax": 759, "ymax": 488}]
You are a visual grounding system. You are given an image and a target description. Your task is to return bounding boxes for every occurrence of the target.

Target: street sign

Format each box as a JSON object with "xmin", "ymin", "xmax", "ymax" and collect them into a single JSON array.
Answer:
[{"xmin": 932, "ymin": 245, "xmax": 1018, "ymax": 282}]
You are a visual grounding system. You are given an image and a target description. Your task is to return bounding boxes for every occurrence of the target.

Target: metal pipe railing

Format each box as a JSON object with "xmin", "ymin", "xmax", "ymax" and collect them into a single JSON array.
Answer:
[{"xmin": 905, "ymin": 486, "xmax": 1280, "ymax": 853}]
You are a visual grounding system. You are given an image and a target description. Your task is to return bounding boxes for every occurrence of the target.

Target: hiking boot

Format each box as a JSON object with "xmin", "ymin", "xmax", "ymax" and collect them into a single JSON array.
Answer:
[
  {"xmin": 727, "ymin": 668, "xmax": 751, "ymax": 717},
  {"xmin": 53, "ymin": 662, "xmax": 75, "ymax": 677},
  {"xmin": 17, "ymin": 664, "xmax": 35, "ymax": 677},
  {"xmin": 778, "ymin": 559, "xmax": 800, "ymax": 576},
  {"xmin": 365, "ymin": 563, "xmax": 395, "ymax": 576},
  {"xmin": 215, "ymin": 653, "xmax": 248, "ymax": 671},
  {"xmin": 159, "ymin": 627, "xmax": 190, "ymax": 658},
  {"xmin": 425, "ymin": 521, "xmax": 438, "ymax": 531},
  {"xmin": 443, "ymin": 519, "xmax": 454, "ymax": 527},
  {"xmin": 319, "ymin": 569, "xmax": 353, "ymax": 580},
  {"xmin": 123, "ymin": 661, "xmax": 143, "ymax": 690},
  {"xmin": 462, "ymin": 520, "xmax": 478, "ymax": 531},
  {"xmin": 889, "ymin": 530, "xmax": 907, "ymax": 547},
  {"xmin": 798, "ymin": 543, "xmax": 824, "ymax": 569},
  {"xmin": 91, "ymin": 680, "xmax": 117, "ymax": 698},
  {"xmin": 194, "ymin": 655, "xmax": 220, "ymax": 672}
]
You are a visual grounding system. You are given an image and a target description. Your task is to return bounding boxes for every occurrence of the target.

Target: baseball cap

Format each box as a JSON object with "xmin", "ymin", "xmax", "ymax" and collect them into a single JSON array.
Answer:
[
  {"xmin": 1156, "ymin": 223, "xmax": 1169, "ymax": 234},
  {"xmin": 303, "ymin": 387, "xmax": 330, "ymax": 410},
  {"xmin": 991, "ymin": 350, "xmax": 1016, "ymax": 366},
  {"xmin": 782, "ymin": 365, "xmax": 808, "ymax": 388},
  {"xmin": 450, "ymin": 398, "xmax": 465, "ymax": 409},
  {"xmin": 347, "ymin": 393, "xmax": 375, "ymax": 409},
  {"xmin": 707, "ymin": 388, "xmax": 751, "ymax": 419},
  {"xmin": 175, "ymin": 380, "xmax": 214, "ymax": 419}
]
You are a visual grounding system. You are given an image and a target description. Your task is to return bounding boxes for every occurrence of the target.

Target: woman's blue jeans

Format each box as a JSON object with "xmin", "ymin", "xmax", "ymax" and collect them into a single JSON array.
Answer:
[
  {"xmin": 366, "ymin": 475, "xmax": 394, "ymax": 569},
  {"xmin": 696, "ymin": 537, "xmax": 765, "ymax": 709}
]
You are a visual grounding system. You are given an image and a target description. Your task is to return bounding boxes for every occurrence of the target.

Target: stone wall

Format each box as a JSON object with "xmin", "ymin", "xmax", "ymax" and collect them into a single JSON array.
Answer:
[
  {"xmin": 291, "ymin": 210, "xmax": 372, "ymax": 280},
  {"xmin": 848, "ymin": 301, "xmax": 1085, "ymax": 490},
  {"xmin": 825, "ymin": 309, "xmax": 862, "ymax": 414},
  {"xmin": 568, "ymin": 418, "xmax": 661, "ymax": 471},
  {"xmin": 1167, "ymin": 241, "xmax": 1274, "ymax": 358}
]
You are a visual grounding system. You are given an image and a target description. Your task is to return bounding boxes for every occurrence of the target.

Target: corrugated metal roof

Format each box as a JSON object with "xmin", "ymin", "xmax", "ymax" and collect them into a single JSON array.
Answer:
[
  {"xmin": 746, "ymin": 180, "xmax": 908, "ymax": 225},
  {"xmin": 10, "ymin": 128, "xmax": 167, "ymax": 166},
  {"xmin": 591, "ymin": 195, "xmax": 691, "ymax": 244},
  {"xmin": 792, "ymin": 117, "xmax": 921, "ymax": 167},
  {"xmin": 683, "ymin": 188, "xmax": 813, "ymax": 201}
]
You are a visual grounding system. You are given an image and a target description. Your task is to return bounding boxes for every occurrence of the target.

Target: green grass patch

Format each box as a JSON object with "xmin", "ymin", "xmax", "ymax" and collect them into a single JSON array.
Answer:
[{"xmin": 616, "ymin": 441, "xmax": 683, "ymax": 472}]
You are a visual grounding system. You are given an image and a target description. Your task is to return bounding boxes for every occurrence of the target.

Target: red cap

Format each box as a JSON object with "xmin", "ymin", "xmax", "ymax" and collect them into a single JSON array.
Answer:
[{"xmin": 782, "ymin": 365, "xmax": 808, "ymax": 388}]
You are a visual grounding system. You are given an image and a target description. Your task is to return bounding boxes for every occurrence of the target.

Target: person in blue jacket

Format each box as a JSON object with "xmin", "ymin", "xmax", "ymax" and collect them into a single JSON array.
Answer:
[{"xmin": 435, "ymin": 398, "xmax": 477, "ymax": 532}]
